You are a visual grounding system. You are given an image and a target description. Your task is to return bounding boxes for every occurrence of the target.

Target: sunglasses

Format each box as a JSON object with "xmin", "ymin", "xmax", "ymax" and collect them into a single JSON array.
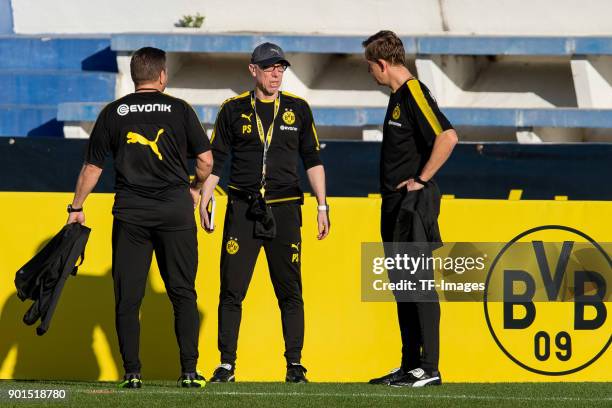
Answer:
[{"xmin": 258, "ymin": 64, "xmax": 289, "ymax": 73}]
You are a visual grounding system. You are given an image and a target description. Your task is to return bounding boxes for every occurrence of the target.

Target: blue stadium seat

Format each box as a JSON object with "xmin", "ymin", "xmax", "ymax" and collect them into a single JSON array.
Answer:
[
  {"xmin": 111, "ymin": 34, "xmax": 612, "ymax": 56},
  {"xmin": 57, "ymin": 102, "xmax": 612, "ymax": 129},
  {"xmin": 1, "ymin": 71, "xmax": 115, "ymax": 105},
  {"xmin": 5, "ymin": 33, "xmax": 612, "ymax": 138},
  {"xmin": 0, "ymin": 37, "xmax": 117, "ymax": 71},
  {"xmin": 0, "ymin": 36, "xmax": 116, "ymax": 137},
  {"xmin": 111, "ymin": 34, "xmax": 377, "ymax": 54},
  {"xmin": 0, "ymin": 105, "xmax": 59, "ymax": 137}
]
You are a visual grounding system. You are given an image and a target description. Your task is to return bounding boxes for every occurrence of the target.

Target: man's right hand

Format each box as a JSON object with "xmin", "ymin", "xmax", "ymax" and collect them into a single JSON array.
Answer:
[
  {"xmin": 66, "ymin": 211, "xmax": 85, "ymax": 225},
  {"xmin": 317, "ymin": 210, "xmax": 330, "ymax": 240},
  {"xmin": 190, "ymin": 186, "xmax": 201, "ymax": 209},
  {"xmin": 199, "ymin": 201, "xmax": 214, "ymax": 233},
  {"xmin": 199, "ymin": 174, "xmax": 220, "ymax": 233}
]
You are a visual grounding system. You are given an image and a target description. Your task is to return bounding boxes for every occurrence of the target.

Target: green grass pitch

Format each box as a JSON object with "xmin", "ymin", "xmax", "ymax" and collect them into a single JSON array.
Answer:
[{"xmin": 0, "ymin": 380, "xmax": 610, "ymax": 407}]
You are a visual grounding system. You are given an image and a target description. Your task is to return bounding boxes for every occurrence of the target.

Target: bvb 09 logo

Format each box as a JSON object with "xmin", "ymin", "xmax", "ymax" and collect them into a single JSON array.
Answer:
[
  {"xmin": 226, "ymin": 238, "xmax": 239, "ymax": 255},
  {"xmin": 282, "ymin": 110, "xmax": 295, "ymax": 125},
  {"xmin": 392, "ymin": 105, "xmax": 401, "ymax": 120},
  {"xmin": 484, "ymin": 226, "xmax": 611, "ymax": 375}
]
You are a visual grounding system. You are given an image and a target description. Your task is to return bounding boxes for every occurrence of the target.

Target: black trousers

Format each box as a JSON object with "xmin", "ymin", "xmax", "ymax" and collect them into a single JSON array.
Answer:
[
  {"xmin": 381, "ymin": 187, "xmax": 441, "ymax": 374},
  {"xmin": 111, "ymin": 219, "xmax": 200, "ymax": 374},
  {"xmin": 218, "ymin": 198, "xmax": 303, "ymax": 365}
]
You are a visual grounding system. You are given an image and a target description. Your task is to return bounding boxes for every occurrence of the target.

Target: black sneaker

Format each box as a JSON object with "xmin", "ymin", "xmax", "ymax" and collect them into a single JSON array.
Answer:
[
  {"xmin": 286, "ymin": 363, "xmax": 308, "ymax": 383},
  {"xmin": 118, "ymin": 373, "xmax": 142, "ymax": 389},
  {"xmin": 390, "ymin": 368, "xmax": 442, "ymax": 387},
  {"xmin": 209, "ymin": 363, "xmax": 235, "ymax": 383},
  {"xmin": 178, "ymin": 371, "xmax": 206, "ymax": 388},
  {"xmin": 368, "ymin": 367, "xmax": 405, "ymax": 385}
]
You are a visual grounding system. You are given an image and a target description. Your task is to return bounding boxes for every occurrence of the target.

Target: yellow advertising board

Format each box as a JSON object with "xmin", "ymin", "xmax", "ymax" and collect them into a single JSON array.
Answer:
[{"xmin": 0, "ymin": 192, "xmax": 609, "ymax": 382}]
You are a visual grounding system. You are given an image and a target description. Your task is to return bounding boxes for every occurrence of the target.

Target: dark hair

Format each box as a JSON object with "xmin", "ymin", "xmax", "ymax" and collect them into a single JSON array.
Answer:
[
  {"xmin": 362, "ymin": 30, "xmax": 406, "ymax": 66},
  {"xmin": 130, "ymin": 47, "xmax": 166, "ymax": 84}
]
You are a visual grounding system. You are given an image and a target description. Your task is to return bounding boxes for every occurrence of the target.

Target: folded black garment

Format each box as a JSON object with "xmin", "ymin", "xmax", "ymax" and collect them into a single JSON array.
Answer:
[
  {"xmin": 14, "ymin": 223, "xmax": 90, "ymax": 335},
  {"xmin": 247, "ymin": 194, "xmax": 277, "ymax": 239}
]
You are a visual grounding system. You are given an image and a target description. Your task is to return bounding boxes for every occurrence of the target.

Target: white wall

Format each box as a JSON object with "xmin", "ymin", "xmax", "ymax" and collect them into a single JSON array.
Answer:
[
  {"xmin": 443, "ymin": 0, "xmax": 612, "ymax": 35},
  {"xmin": 13, "ymin": 0, "xmax": 612, "ymax": 35},
  {"xmin": 11, "ymin": 0, "xmax": 441, "ymax": 34},
  {"xmin": 571, "ymin": 56, "xmax": 612, "ymax": 108},
  {"xmin": 12, "ymin": 0, "xmax": 203, "ymax": 34}
]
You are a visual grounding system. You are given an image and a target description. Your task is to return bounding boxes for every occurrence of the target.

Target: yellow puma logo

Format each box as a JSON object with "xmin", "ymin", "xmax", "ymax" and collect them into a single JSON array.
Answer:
[
  {"xmin": 291, "ymin": 243, "xmax": 300, "ymax": 263},
  {"xmin": 241, "ymin": 113, "xmax": 253, "ymax": 122},
  {"xmin": 126, "ymin": 128, "xmax": 164, "ymax": 160}
]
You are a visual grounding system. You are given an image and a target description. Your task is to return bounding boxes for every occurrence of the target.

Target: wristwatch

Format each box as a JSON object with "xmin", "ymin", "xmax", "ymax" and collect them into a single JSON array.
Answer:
[
  {"xmin": 67, "ymin": 204, "xmax": 83, "ymax": 213},
  {"xmin": 415, "ymin": 176, "xmax": 429, "ymax": 186}
]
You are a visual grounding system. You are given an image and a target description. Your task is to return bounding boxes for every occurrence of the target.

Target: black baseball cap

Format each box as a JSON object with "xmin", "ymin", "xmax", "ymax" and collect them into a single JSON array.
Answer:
[{"xmin": 251, "ymin": 42, "xmax": 291, "ymax": 67}]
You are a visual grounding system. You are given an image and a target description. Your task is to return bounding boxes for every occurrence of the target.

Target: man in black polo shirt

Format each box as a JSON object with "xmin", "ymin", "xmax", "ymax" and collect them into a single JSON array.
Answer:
[
  {"xmin": 363, "ymin": 31, "xmax": 458, "ymax": 387},
  {"xmin": 200, "ymin": 43, "xmax": 330, "ymax": 383},
  {"xmin": 66, "ymin": 47, "xmax": 213, "ymax": 388}
]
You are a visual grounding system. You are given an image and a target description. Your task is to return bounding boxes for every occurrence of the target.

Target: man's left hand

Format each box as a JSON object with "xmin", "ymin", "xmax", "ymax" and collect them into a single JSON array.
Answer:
[
  {"xmin": 396, "ymin": 178, "xmax": 425, "ymax": 192},
  {"xmin": 317, "ymin": 210, "xmax": 330, "ymax": 240}
]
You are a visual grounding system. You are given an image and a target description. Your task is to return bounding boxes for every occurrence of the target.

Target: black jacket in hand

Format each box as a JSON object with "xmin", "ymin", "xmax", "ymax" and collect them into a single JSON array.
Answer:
[{"xmin": 14, "ymin": 223, "xmax": 90, "ymax": 335}]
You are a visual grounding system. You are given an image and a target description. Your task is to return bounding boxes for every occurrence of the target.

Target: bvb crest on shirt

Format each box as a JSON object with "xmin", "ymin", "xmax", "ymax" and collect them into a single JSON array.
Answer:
[
  {"xmin": 282, "ymin": 110, "xmax": 296, "ymax": 125},
  {"xmin": 226, "ymin": 238, "xmax": 239, "ymax": 255},
  {"xmin": 392, "ymin": 104, "xmax": 401, "ymax": 120}
]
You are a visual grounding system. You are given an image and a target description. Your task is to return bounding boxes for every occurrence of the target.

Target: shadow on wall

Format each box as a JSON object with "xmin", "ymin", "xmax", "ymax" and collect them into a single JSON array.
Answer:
[
  {"xmin": 26, "ymin": 119, "xmax": 64, "ymax": 138},
  {"xmin": 81, "ymin": 47, "xmax": 118, "ymax": 73},
  {"xmin": 0, "ymin": 238, "xmax": 204, "ymax": 380}
]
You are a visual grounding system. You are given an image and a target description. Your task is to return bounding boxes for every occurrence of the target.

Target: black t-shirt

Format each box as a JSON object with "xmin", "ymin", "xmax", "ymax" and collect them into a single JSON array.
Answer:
[
  {"xmin": 85, "ymin": 91, "xmax": 211, "ymax": 229},
  {"xmin": 255, "ymin": 98, "xmax": 275, "ymax": 134},
  {"xmin": 380, "ymin": 78, "xmax": 453, "ymax": 195},
  {"xmin": 211, "ymin": 91, "xmax": 322, "ymax": 201}
]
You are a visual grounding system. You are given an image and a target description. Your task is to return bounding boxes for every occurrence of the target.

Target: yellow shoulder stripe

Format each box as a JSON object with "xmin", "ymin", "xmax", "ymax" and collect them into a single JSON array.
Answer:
[
  {"xmin": 312, "ymin": 123, "xmax": 320, "ymax": 150},
  {"xmin": 219, "ymin": 91, "xmax": 250, "ymax": 110},
  {"xmin": 232, "ymin": 91, "xmax": 251, "ymax": 100},
  {"xmin": 210, "ymin": 122, "xmax": 218, "ymax": 143},
  {"xmin": 211, "ymin": 92, "xmax": 250, "ymax": 143},
  {"xmin": 281, "ymin": 91, "xmax": 306, "ymax": 101},
  {"xmin": 407, "ymin": 80, "xmax": 442, "ymax": 136}
]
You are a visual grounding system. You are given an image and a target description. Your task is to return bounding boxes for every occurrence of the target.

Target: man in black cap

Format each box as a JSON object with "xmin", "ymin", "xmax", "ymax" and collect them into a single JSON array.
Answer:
[
  {"xmin": 66, "ymin": 47, "xmax": 213, "ymax": 388},
  {"xmin": 200, "ymin": 42, "xmax": 330, "ymax": 383}
]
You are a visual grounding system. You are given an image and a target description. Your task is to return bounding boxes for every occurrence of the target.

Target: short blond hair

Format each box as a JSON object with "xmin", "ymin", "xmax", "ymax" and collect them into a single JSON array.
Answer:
[{"xmin": 362, "ymin": 30, "xmax": 406, "ymax": 66}]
